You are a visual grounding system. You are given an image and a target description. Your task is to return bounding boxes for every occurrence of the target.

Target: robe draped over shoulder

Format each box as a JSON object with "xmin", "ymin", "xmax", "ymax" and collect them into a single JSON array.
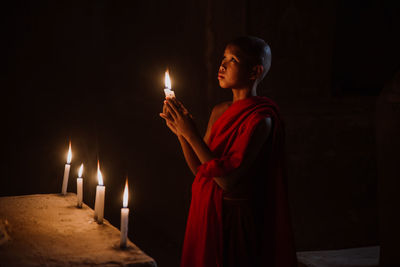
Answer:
[{"xmin": 180, "ymin": 96, "xmax": 297, "ymax": 267}]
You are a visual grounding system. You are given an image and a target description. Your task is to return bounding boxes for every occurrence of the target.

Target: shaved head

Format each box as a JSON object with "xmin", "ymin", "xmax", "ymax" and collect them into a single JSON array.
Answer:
[{"xmin": 228, "ymin": 36, "xmax": 271, "ymax": 82}]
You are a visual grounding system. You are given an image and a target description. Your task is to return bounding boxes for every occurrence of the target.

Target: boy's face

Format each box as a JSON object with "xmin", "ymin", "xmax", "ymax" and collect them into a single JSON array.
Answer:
[{"xmin": 218, "ymin": 44, "xmax": 252, "ymax": 89}]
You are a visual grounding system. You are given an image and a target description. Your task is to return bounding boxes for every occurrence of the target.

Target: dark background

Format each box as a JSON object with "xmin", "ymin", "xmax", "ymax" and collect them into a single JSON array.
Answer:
[{"xmin": 2, "ymin": 0, "xmax": 400, "ymax": 266}]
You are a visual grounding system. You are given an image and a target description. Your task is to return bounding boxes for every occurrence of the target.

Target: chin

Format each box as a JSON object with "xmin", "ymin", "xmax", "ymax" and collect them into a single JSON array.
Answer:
[{"xmin": 218, "ymin": 80, "xmax": 230, "ymax": 89}]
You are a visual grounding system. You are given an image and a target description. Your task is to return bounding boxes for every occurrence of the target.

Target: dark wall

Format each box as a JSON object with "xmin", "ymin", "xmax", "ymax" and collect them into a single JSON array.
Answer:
[
  {"xmin": 204, "ymin": 0, "xmax": 398, "ymax": 254},
  {"xmin": 2, "ymin": 1, "xmax": 399, "ymax": 266},
  {"xmin": 2, "ymin": 1, "xmax": 208, "ymax": 266}
]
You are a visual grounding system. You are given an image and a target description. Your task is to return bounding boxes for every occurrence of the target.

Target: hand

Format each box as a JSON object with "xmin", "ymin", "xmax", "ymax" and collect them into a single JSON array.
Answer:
[
  {"xmin": 160, "ymin": 101, "xmax": 178, "ymax": 135},
  {"xmin": 160, "ymin": 98, "xmax": 198, "ymax": 139}
]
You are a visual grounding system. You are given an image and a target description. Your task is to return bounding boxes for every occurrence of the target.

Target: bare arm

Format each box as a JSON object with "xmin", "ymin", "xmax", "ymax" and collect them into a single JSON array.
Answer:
[
  {"xmin": 165, "ymin": 99, "xmax": 272, "ymax": 191},
  {"xmin": 173, "ymin": 102, "xmax": 228, "ymax": 165},
  {"xmin": 178, "ymin": 104, "xmax": 224, "ymax": 175},
  {"xmin": 160, "ymin": 100, "xmax": 221, "ymax": 176},
  {"xmin": 177, "ymin": 135, "xmax": 201, "ymax": 175},
  {"xmin": 185, "ymin": 117, "xmax": 271, "ymax": 191}
]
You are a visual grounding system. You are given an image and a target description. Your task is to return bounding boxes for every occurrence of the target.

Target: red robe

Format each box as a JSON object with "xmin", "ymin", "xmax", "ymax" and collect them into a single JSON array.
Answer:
[{"xmin": 181, "ymin": 96, "xmax": 297, "ymax": 267}]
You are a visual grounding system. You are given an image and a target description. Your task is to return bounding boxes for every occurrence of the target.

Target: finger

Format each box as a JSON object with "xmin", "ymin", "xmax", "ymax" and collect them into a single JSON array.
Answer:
[
  {"xmin": 183, "ymin": 107, "xmax": 189, "ymax": 116},
  {"xmin": 166, "ymin": 99, "xmax": 180, "ymax": 117},
  {"xmin": 166, "ymin": 100, "xmax": 179, "ymax": 120},
  {"xmin": 173, "ymin": 98, "xmax": 184, "ymax": 112},
  {"xmin": 175, "ymin": 99, "xmax": 183, "ymax": 109},
  {"xmin": 175, "ymin": 99, "xmax": 189, "ymax": 115},
  {"xmin": 166, "ymin": 106, "xmax": 177, "ymax": 121},
  {"xmin": 167, "ymin": 118, "xmax": 178, "ymax": 130},
  {"xmin": 166, "ymin": 121, "xmax": 176, "ymax": 130},
  {"xmin": 163, "ymin": 103, "xmax": 167, "ymax": 114},
  {"xmin": 165, "ymin": 101, "xmax": 177, "ymax": 120},
  {"xmin": 163, "ymin": 106, "xmax": 173, "ymax": 120},
  {"xmin": 165, "ymin": 119, "xmax": 178, "ymax": 134},
  {"xmin": 171, "ymin": 97, "xmax": 179, "ymax": 105},
  {"xmin": 159, "ymin": 113, "xmax": 173, "ymax": 123}
]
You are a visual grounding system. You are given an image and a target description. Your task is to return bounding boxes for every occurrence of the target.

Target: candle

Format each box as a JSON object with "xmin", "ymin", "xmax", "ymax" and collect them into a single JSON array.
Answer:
[
  {"xmin": 164, "ymin": 69, "xmax": 175, "ymax": 98},
  {"xmin": 61, "ymin": 141, "xmax": 72, "ymax": 195},
  {"xmin": 94, "ymin": 161, "xmax": 105, "ymax": 224},
  {"xmin": 120, "ymin": 178, "xmax": 129, "ymax": 248},
  {"xmin": 77, "ymin": 163, "xmax": 83, "ymax": 208}
]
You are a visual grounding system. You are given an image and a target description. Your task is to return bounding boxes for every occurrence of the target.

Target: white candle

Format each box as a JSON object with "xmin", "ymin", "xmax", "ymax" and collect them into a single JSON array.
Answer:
[
  {"xmin": 94, "ymin": 161, "xmax": 105, "ymax": 224},
  {"xmin": 120, "ymin": 179, "xmax": 129, "ymax": 248},
  {"xmin": 94, "ymin": 185, "xmax": 105, "ymax": 223},
  {"xmin": 77, "ymin": 163, "xmax": 83, "ymax": 208},
  {"xmin": 61, "ymin": 142, "xmax": 72, "ymax": 195},
  {"xmin": 164, "ymin": 69, "xmax": 175, "ymax": 98}
]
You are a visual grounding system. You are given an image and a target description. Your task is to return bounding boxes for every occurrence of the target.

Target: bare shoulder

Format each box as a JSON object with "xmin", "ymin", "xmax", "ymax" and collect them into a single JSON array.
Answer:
[
  {"xmin": 203, "ymin": 101, "xmax": 232, "ymax": 143},
  {"xmin": 210, "ymin": 101, "xmax": 231, "ymax": 121}
]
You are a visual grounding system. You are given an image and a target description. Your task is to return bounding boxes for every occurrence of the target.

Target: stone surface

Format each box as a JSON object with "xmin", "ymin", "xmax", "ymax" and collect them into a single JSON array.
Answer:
[
  {"xmin": 0, "ymin": 194, "xmax": 157, "ymax": 267},
  {"xmin": 297, "ymin": 246, "xmax": 379, "ymax": 267}
]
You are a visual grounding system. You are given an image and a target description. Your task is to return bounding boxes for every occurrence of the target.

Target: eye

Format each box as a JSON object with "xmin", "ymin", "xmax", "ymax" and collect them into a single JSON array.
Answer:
[{"xmin": 230, "ymin": 57, "xmax": 237, "ymax": 62}]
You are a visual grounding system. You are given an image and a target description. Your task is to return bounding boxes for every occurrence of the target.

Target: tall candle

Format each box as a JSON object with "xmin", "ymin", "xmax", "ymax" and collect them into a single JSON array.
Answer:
[
  {"xmin": 94, "ymin": 161, "xmax": 105, "ymax": 224},
  {"xmin": 164, "ymin": 69, "xmax": 175, "ymax": 98},
  {"xmin": 61, "ymin": 142, "xmax": 72, "ymax": 195},
  {"xmin": 77, "ymin": 163, "xmax": 83, "ymax": 208},
  {"xmin": 120, "ymin": 178, "xmax": 129, "ymax": 248}
]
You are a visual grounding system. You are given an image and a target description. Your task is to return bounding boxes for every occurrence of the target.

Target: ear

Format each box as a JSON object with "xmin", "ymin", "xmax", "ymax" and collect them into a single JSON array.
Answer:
[{"xmin": 250, "ymin": 65, "xmax": 264, "ymax": 81}]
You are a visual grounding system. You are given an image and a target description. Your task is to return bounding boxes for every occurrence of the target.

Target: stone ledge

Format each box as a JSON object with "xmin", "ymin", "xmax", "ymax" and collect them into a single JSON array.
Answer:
[
  {"xmin": 297, "ymin": 246, "xmax": 379, "ymax": 267},
  {"xmin": 0, "ymin": 193, "xmax": 157, "ymax": 267}
]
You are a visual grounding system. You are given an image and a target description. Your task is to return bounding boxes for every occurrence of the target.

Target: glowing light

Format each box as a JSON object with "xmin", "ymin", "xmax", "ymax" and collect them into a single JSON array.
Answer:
[
  {"xmin": 123, "ymin": 179, "xmax": 129, "ymax": 208},
  {"xmin": 67, "ymin": 141, "xmax": 72, "ymax": 164},
  {"xmin": 165, "ymin": 69, "xmax": 172, "ymax": 89},
  {"xmin": 78, "ymin": 163, "xmax": 83, "ymax": 178},
  {"xmin": 97, "ymin": 161, "xmax": 103, "ymax": 186}
]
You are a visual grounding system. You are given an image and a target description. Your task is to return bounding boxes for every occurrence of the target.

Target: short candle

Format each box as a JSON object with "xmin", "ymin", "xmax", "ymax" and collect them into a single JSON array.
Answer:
[
  {"xmin": 94, "ymin": 161, "xmax": 105, "ymax": 224},
  {"xmin": 164, "ymin": 69, "xmax": 175, "ymax": 98},
  {"xmin": 76, "ymin": 163, "xmax": 83, "ymax": 208},
  {"xmin": 120, "ymin": 178, "xmax": 129, "ymax": 248},
  {"xmin": 61, "ymin": 142, "xmax": 72, "ymax": 195}
]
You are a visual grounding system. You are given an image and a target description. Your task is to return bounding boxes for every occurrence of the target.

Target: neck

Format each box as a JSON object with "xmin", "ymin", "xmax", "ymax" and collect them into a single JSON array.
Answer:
[{"xmin": 231, "ymin": 82, "xmax": 258, "ymax": 103}]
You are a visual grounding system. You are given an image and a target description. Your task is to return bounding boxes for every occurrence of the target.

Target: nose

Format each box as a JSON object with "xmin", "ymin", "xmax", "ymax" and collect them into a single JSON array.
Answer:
[{"xmin": 219, "ymin": 62, "xmax": 226, "ymax": 72}]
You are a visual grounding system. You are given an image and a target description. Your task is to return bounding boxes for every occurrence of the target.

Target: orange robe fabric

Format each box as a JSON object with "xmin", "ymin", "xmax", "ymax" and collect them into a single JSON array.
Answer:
[{"xmin": 181, "ymin": 96, "xmax": 297, "ymax": 267}]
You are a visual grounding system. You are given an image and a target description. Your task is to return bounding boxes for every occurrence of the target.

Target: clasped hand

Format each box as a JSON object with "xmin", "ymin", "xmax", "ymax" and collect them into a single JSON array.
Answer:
[{"xmin": 159, "ymin": 98, "xmax": 197, "ymax": 139}]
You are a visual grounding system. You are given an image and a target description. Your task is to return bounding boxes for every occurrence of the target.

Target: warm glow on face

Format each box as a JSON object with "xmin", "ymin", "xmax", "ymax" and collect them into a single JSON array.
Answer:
[
  {"xmin": 78, "ymin": 163, "xmax": 83, "ymax": 177},
  {"xmin": 67, "ymin": 141, "xmax": 72, "ymax": 164},
  {"xmin": 97, "ymin": 161, "xmax": 103, "ymax": 186},
  {"xmin": 123, "ymin": 179, "xmax": 129, "ymax": 208},
  {"xmin": 165, "ymin": 69, "xmax": 171, "ymax": 89}
]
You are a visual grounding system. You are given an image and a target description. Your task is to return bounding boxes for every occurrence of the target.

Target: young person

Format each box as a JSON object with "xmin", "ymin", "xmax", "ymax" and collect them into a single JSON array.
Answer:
[{"xmin": 160, "ymin": 36, "xmax": 297, "ymax": 267}]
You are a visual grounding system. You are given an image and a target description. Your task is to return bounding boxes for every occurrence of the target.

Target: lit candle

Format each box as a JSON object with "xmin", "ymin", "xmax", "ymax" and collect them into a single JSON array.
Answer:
[
  {"xmin": 120, "ymin": 178, "xmax": 129, "ymax": 248},
  {"xmin": 61, "ymin": 142, "xmax": 72, "ymax": 195},
  {"xmin": 94, "ymin": 161, "xmax": 105, "ymax": 224},
  {"xmin": 77, "ymin": 163, "xmax": 83, "ymax": 208},
  {"xmin": 164, "ymin": 69, "xmax": 175, "ymax": 98}
]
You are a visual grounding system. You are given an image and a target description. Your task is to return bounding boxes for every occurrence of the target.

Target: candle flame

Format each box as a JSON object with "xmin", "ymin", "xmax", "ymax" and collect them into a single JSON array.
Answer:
[
  {"xmin": 165, "ymin": 69, "xmax": 171, "ymax": 89},
  {"xmin": 97, "ymin": 161, "xmax": 103, "ymax": 186},
  {"xmin": 67, "ymin": 141, "xmax": 72, "ymax": 164},
  {"xmin": 78, "ymin": 163, "xmax": 83, "ymax": 178},
  {"xmin": 123, "ymin": 179, "xmax": 129, "ymax": 208}
]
